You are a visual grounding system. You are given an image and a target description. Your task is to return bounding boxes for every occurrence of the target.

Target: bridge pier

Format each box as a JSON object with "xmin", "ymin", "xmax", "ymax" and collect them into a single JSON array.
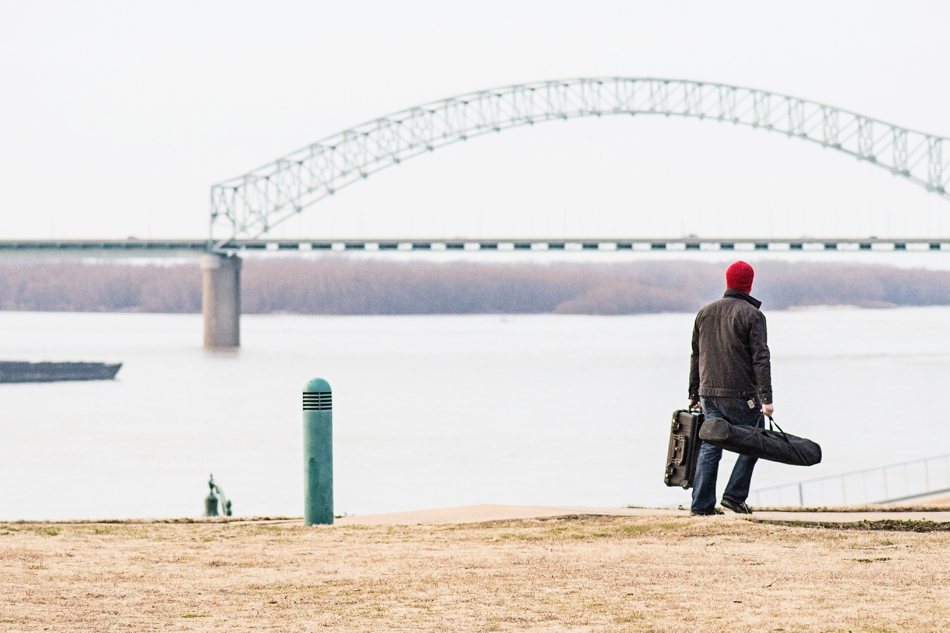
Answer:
[{"xmin": 201, "ymin": 254, "xmax": 241, "ymax": 349}]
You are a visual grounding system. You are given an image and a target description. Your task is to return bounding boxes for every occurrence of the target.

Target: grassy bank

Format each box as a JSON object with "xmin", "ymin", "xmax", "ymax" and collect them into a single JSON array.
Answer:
[{"xmin": 2, "ymin": 515, "xmax": 949, "ymax": 631}]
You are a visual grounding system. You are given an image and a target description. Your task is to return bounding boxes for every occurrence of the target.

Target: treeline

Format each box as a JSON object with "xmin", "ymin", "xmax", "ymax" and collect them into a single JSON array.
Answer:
[{"xmin": 1, "ymin": 259, "xmax": 950, "ymax": 315}]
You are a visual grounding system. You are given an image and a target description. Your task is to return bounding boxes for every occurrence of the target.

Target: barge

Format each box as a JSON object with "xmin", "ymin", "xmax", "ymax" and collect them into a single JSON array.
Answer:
[{"xmin": 0, "ymin": 361, "xmax": 122, "ymax": 383}]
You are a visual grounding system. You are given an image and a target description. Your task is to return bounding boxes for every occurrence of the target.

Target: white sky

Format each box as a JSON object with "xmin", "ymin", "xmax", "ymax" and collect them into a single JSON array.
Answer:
[{"xmin": 2, "ymin": 1, "xmax": 950, "ymax": 243}]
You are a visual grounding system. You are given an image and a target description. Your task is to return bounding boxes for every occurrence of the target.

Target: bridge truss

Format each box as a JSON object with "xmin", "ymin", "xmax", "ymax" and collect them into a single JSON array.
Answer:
[{"xmin": 210, "ymin": 78, "xmax": 950, "ymax": 243}]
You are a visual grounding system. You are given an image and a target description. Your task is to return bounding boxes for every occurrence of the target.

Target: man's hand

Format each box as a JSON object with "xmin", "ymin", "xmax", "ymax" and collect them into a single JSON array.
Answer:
[
  {"xmin": 689, "ymin": 396, "xmax": 700, "ymax": 409},
  {"xmin": 761, "ymin": 403, "xmax": 774, "ymax": 417}
]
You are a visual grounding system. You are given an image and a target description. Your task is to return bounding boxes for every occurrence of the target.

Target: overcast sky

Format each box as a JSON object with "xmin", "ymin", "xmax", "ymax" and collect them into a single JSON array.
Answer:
[{"xmin": 2, "ymin": 1, "xmax": 950, "ymax": 243}]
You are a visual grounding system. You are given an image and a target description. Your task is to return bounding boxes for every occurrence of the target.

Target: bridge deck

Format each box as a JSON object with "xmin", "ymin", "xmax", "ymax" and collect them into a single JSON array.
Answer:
[{"xmin": 1, "ymin": 238, "xmax": 949, "ymax": 255}]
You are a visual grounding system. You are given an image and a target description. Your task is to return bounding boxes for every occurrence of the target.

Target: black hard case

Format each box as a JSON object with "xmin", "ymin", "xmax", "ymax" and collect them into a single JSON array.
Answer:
[{"xmin": 664, "ymin": 409, "xmax": 705, "ymax": 489}]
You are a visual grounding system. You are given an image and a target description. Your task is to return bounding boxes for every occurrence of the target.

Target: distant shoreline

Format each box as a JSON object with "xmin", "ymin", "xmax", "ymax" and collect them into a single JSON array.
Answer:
[{"xmin": 2, "ymin": 259, "xmax": 950, "ymax": 315}]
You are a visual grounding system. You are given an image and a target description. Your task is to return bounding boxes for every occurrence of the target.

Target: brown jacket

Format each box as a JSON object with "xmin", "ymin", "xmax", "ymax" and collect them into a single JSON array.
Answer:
[{"xmin": 688, "ymin": 289, "xmax": 772, "ymax": 404}]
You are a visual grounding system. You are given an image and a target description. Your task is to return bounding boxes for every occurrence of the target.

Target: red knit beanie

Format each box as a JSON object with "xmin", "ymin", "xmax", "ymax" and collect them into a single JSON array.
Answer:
[{"xmin": 726, "ymin": 261, "xmax": 754, "ymax": 294}]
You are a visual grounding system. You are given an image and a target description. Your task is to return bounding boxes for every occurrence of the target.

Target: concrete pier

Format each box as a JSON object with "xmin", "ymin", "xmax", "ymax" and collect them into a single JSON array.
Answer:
[{"xmin": 201, "ymin": 254, "xmax": 241, "ymax": 348}]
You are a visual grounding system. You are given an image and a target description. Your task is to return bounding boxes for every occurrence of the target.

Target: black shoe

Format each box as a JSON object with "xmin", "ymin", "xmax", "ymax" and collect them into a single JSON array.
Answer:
[
  {"xmin": 690, "ymin": 508, "xmax": 724, "ymax": 516},
  {"xmin": 721, "ymin": 497, "xmax": 753, "ymax": 514}
]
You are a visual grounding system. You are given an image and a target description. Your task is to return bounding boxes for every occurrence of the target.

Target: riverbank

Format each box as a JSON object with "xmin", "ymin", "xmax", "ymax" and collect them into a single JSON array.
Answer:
[
  {"xmin": 3, "ymin": 509, "xmax": 950, "ymax": 631},
  {"xmin": 5, "ymin": 259, "xmax": 950, "ymax": 315}
]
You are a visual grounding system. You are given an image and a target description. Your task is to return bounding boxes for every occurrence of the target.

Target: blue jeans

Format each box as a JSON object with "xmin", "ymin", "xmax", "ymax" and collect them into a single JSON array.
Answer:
[{"xmin": 691, "ymin": 396, "xmax": 765, "ymax": 514}]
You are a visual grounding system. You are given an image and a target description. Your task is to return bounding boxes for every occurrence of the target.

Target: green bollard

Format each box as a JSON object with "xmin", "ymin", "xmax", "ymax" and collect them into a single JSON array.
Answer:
[{"xmin": 303, "ymin": 378, "xmax": 333, "ymax": 525}]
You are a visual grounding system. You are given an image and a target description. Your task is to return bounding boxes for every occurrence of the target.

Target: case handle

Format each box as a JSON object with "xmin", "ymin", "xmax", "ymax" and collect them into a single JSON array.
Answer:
[{"xmin": 767, "ymin": 415, "xmax": 807, "ymax": 464}]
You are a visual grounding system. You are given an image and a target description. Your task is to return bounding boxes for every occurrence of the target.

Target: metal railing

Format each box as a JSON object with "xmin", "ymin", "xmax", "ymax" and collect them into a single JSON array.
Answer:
[{"xmin": 750, "ymin": 454, "xmax": 950, "ymax": 507}]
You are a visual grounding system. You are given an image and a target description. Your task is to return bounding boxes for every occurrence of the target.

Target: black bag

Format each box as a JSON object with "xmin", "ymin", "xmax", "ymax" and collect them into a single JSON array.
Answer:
[
  {"xmin": 664, "ymin": 409, "xmax": 705, "ymax": 489},
  {"xmin": 698, "ymin": 415, "xmax": 821, "ymax": 466}
]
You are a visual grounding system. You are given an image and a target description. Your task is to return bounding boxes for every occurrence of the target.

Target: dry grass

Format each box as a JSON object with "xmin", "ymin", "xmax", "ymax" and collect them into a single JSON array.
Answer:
[{"xmin": 1, "ymin": 515, "xmax": 949, "ymax": 632}]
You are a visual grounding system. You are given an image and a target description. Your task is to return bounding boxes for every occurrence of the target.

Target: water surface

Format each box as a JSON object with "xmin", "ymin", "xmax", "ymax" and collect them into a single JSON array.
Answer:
[{"xmin": 1, "ymin": 308, "xmax": 948, "ymax": 519}]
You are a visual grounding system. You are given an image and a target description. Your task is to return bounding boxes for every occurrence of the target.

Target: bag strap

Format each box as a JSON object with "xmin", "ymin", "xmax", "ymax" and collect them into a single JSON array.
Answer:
[
  {"xmin": 768, "ymin": 415, "xmax": 807, "ymax": 464},
  {"xmin": 766, "ymin": 415, "xmax": 788, "ymax": 439}
]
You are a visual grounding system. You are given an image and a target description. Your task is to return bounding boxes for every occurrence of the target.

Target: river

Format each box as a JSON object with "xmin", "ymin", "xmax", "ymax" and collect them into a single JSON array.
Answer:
[{"xmin": 1, "ymin": 307, "xmax": 949, "ymax": 520}]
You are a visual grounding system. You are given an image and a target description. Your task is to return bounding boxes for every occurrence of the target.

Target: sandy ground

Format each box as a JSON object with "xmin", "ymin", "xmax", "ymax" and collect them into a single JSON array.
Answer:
[
  {"xmin": 335, "ymin": 505, "xmax": 685, "ymax": 525},
  {"xmin": 335, "ymin": 503, "xmax": 950, "ymax": 525},
  {"xmin": 885, "ymin": 491, "xmax": 950, "ymax": 507},
  {"xmin": 3, "ymin": 507, "xmax": 950, "ymax": 632}
]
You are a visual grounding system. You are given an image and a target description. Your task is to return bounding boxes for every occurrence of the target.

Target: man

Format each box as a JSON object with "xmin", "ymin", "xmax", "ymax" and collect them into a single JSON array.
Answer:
[{"xmin": 688, "ymin": 261, "xmax": 773, "ymax": 516}]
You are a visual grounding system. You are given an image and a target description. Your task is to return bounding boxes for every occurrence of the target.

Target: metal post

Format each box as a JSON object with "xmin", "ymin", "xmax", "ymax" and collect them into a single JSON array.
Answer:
[
  {"xmin": 201, "ymin": 254, "xmax": 241, "ymax": 349},
  {"xmin": 205, "ymin": 488, "xmax": 219, "ymax": 517},
  {"xmin": 798, "ymin": 483, "xmax": 804, "ymax": 507},
  {"xmin": 203, "ymin": 474, "xmax": 232, "ymax": 517},
  {"xmin": 303, "ymin": 378, "xmax": 333, "ymax": 525}
]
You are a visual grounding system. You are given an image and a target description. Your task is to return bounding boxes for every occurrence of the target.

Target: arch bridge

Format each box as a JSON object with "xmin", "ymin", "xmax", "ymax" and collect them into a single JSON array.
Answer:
[
  {"xmin": 192, "ymin": 77, "xmax": 950, "ymax": 347},
  {"xmin": 211, "ymin": 77, "xmax": 950, "ymax": 243},
  {"xmin": 3, "ymin": 79, "xmax": 949, "ymax": 348}
]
